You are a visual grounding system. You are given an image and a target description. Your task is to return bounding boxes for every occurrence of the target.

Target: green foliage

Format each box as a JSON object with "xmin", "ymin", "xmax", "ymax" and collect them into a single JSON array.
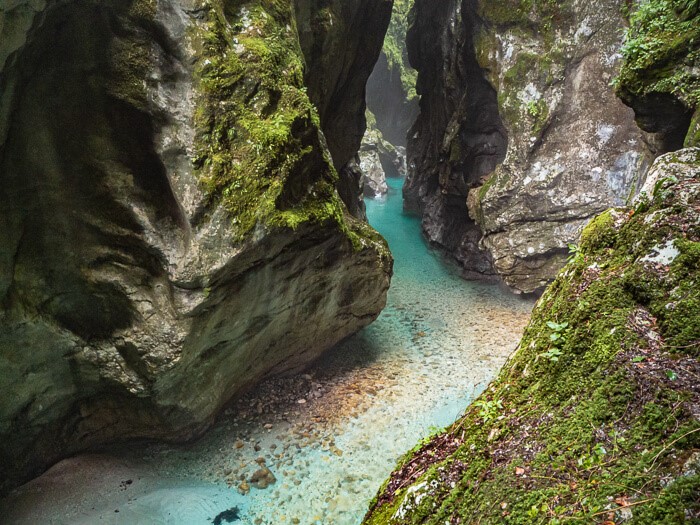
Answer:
[
  {"xmin": 474, "ymin": 398, "xmax": 503, "ymax": 422},
  {"xmin": 567, "ymin": 243, "xmax": 584, "ymax": 264},
  {"xmin": 190, "ymin": 0, "xmax": 350, "ymax": 243},
  {"xmin": 539, "ymin": 320, "xmax": 568, "ymax": 361},
  {"xmin": 383, "ymin": 0, "xmax": 418, "ymax": 101},
  {"xmin": 616, "ymin": 0, "xmax": 700, "ymax": 114}
]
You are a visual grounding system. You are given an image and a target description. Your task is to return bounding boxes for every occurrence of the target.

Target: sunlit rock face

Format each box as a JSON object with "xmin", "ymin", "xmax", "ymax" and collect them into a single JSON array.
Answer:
[
  {"xmin": 0, "ymin": 0, "xmax": 392, "ymax": 493},
  {"xmin": 405, "ymin": 0, "xmax": 652, "ymax": 294},
  {"xmin": 360, "ymin": 126, "xmax": 406, "ymax": 199}
]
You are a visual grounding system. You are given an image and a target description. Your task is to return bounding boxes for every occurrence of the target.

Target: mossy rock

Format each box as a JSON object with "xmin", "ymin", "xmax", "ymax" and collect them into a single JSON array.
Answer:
[
  {"xmin": 363, "ymin": 149, "xmax": 700, "ymax": 524},
  {"xmin": 191, "ymin": 0, "xmax": 372, "ymax": 248},
  {"xmin": 615, "ymin": 0, "xmax": 700, "ymax": 146},
  {"xmin": 384, "ymin": 0, "xmax": 417, "ymax": 102}
]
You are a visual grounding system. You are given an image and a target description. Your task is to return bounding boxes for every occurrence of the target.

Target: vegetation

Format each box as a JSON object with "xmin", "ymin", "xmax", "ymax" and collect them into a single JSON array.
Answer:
[
  {"xmin": 475, "ymin": 2, "xmax": 573, "ymax": 152},
  {"xmin": 478, "ymin": 0, "xmax": 574, "ymax": 47},
  {"xmin": 615, "ymin": 0, "xmax": 700, "ymax": 146},
  {"xmin": 364, "ymin": 154, "xmax": 700, "ymax": 524},
  {"xmin": 191, "ymin": 0, "xmax": 364, "ymax": 245},
  {"xmin": 617, "ymin": 0, "xmax": 700, "ymax": 106},
  {"xmin": 383, "ymin": 0, "xmax": 418, "ymax": 102}
]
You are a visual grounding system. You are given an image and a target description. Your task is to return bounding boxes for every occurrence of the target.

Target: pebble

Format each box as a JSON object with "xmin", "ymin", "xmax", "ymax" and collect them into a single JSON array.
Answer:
[{"xmin": 250, "ymin": 467, "xmax": 277, "ymax": 489}]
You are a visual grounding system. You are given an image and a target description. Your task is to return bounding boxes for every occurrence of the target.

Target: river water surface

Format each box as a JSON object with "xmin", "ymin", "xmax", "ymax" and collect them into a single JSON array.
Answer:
[{"xmin": 2, "ymin": 177, "xmax": 533, "ymax": 525}]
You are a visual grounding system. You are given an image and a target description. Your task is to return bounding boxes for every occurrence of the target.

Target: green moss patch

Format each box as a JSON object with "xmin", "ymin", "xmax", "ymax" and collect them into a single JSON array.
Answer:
[
  {"xmin": 478, "ymin": 0, "xmax": 574, "ymax": 47},
  {"xmin": 191, "ymin": 0, "xmax": 362, "ymax": 244},
  {"xmin": 364, "ymin": 166, "xmax": 700, "ymax": 524},
  {"xmin": 385, "ymin": 0, "xmax": 418, "ymax": 102},
  {"xmin": 615, "ymin": 0, "xmax": 700, "ymax": 142}
]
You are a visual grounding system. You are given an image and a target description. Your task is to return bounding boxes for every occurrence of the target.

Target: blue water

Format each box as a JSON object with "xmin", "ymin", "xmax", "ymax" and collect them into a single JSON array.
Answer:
[{"xmin": 2, "ymin": 176, "xmax": 533, "ymax": 525}]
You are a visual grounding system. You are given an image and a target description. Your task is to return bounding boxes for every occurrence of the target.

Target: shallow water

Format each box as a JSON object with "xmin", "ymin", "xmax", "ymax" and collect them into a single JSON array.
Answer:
[{"xmin": 1, "ymin": 177, "xmax": 533, "ymax": 525}]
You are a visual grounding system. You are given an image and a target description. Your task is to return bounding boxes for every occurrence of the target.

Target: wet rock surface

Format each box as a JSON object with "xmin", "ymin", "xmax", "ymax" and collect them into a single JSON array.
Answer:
[
  {"xmin": 296, "ymin": 0, "xmax": 393, "ymax": 215},
  {"xmin": 0, "ymin": 0, "xmax": 391, "ymax": 492},
  {"xmin": 405, "ymin": 0, "xmax": 652, "ymax": 294}
]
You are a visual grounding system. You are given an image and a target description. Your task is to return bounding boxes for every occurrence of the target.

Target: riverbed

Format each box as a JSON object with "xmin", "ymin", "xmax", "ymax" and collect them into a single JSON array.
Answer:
[{"xmin": 1, "ymin": 177, "xmax": 533, "ymax": 525}]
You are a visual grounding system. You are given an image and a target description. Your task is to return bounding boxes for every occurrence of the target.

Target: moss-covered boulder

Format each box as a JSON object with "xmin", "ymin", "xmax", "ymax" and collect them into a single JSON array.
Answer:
[
  {"xmin": 0, "ymin": 0, "xmax": 392, "ymax": 493},
  {"xmin": 364, "ymin": 148, "xmax": 700, "ymax": 524},
  {"xmin": 615, "ymin": 0, "xmax": 700, "ymax": 150}
]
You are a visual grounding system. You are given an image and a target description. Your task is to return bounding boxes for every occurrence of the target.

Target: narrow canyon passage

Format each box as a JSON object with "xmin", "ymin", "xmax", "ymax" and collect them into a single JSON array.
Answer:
[{"xmin": 1, "ymin": 177, "xmax": 532, "ymax": 525}]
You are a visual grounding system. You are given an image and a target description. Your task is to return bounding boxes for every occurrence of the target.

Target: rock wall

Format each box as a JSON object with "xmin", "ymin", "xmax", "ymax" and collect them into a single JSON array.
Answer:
[
  {"xmin": 364, "ymin": 148, "xmax": 700, "ymax": 525},
  {"xmin": 360, "ymin": 123, "xmax": 406, "ymax": 198},
  {"xmin": 0, "ymin": 0, "xmax": 392, "ymax": 493},
  {"xmin": 295, "ymin": 0, "xmax": 393, "ymax": 219},
  {"xmin": 405, "ymin": 0, "xmax": 652, "ymax": 293},
  {"xmin": 365, "ymin": 0, "xmax": 419, "ymax": 147}
]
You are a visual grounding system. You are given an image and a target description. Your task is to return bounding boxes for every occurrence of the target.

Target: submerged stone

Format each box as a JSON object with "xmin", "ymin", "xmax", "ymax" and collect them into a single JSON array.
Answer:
[
  {"xmin": 212, "ymin": 506, "xmax": 241, "ymax": 525},
  {"xmin": 249, "ymin": 467, "xmax": 276, "ymax": 490}
]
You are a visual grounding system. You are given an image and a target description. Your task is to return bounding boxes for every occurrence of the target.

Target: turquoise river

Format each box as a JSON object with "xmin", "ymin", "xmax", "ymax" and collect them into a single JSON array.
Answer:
[{"xmin": 1, "ymin": 176, "xmax": 533, "ymax": 525}]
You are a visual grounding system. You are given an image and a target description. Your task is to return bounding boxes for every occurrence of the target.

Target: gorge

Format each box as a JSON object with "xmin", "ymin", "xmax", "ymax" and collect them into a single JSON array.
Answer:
[{"xmin": 1, "ymin": 0, "xmax": 699, "ymax": 523}]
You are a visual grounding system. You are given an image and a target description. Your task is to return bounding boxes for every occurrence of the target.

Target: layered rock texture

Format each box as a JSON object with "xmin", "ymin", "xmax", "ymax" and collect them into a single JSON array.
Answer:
[
  {"xmin": 364, "ymin": 149, "xmax": 700, "ymax": 525},
  {"xmin": 405, "ymin": 0, "xmax": 653, "ymax": 293},
  {"xmin": 296, "ymin": 0, "xmax": 393, "ymax": 218},
  {"xmin": 0, "ymin": 0, "xmax": 392, "ymax": 492}
]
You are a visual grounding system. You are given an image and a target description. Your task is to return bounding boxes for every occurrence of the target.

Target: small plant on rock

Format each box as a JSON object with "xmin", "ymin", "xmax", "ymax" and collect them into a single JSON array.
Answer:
[
  {"xmin": 567, "ymin": 243, "xmax": 583, "ymax": 264},
  {"xmin": 474, "ymin": 399, "xmax": 503, "ymax": 422},
  {"xmin": 540, "ymin": 320, "xmax": 569, "ymax": 362}
]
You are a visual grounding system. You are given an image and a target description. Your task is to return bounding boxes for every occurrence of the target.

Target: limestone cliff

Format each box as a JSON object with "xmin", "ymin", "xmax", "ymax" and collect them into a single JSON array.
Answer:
[
  {"xmin": 295, "ymin": 0, "xmax": 393, "ymax": 218},
  {"xmin": 405, "ymin": 0, "xmax": 652, "ymax": 294},
  {"xmin": 360, "ymin": 121, "xmax": 406, "ymax": 198},
  {"xmin": 0, "ymin": 0, "xmax": 392, "ymax": 493},
  {"xmin": 364, "ymin": 149, "xmax": 700, "ymax": 525}
]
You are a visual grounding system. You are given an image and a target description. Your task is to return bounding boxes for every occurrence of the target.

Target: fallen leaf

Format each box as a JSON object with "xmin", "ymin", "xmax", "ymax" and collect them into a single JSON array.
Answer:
[{"xmin": 614, "ymin": 496, "xmax": 630, "ymax": 507}]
